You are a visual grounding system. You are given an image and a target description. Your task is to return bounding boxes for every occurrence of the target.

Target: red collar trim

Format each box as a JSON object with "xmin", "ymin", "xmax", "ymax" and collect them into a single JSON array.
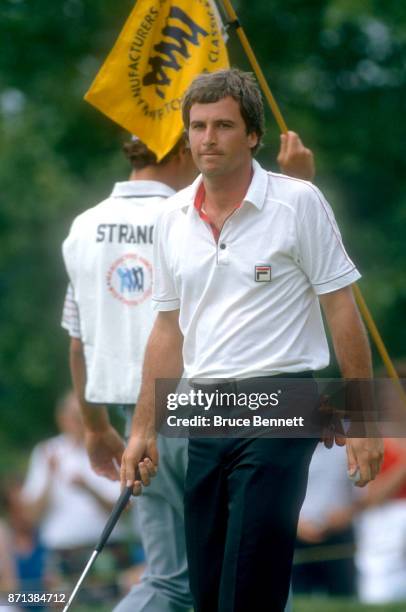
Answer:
[
  {"xmin": 194, "ymin": 183, "xmax": 221, "ymax": 242},
  {"xmin": 194, "ymin": 183, "xmax": 242, "ymax": 243}
]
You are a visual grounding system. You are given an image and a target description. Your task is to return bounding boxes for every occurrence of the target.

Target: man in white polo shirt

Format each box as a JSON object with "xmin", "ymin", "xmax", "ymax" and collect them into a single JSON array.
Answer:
[
  {"xmin": 121, "ymin": 68, "xmax": 383, "ymax": 612},
  {"xmin": 62, "ymin": 129, "xmax": 315, "ymax": 612}
]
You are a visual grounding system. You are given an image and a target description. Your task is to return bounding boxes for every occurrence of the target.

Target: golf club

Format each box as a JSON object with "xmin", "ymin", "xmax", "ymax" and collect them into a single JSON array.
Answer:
[{"xmin": 62, "ymin": 485, "xmax": 133, "ymax": 612}]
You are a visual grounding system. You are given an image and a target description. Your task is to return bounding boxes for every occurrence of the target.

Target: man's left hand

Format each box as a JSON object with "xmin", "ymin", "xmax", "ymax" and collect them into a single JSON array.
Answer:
[{"xmin": 346, "ymin": 436, "xmax": 384, "ymax": 487}]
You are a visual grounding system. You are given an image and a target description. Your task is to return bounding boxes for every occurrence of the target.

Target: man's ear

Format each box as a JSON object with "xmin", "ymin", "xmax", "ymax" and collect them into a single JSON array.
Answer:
[{"xmin": 248, "ymin": 131, "xmax": 258, "ymax": 150}]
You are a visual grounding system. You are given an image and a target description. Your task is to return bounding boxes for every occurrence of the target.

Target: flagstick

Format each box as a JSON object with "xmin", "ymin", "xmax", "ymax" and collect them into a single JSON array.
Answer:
[
  {"xmin": 220, "ymin": 0, "xmax": 287, "ymax": 134},
  {"xmin": 352, "ymin": 285, "xmax": 406, "ymax": 408},
  {"xmin": 219, "ymin": 0, "xmax": 406, "ymax": 410}
]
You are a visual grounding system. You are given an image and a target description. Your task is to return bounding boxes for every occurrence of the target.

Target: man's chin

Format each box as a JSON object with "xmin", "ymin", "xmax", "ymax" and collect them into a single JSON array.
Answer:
[{"xmin": 198, "ymin": 162, "xmax": 226, "ymax": 178}]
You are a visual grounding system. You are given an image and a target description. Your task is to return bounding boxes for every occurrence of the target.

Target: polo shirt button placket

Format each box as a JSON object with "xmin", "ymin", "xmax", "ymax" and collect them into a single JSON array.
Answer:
[{"xmin": 217, "ymin": 240, "xmax": 229, "ymax": 265}]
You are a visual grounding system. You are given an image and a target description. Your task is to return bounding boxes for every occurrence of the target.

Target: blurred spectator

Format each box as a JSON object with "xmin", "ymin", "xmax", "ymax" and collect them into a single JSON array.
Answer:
[
  {"xmin": 356, "ymin": 438, "xmax": 406, "ymax": 603},
  {"xmin": 293, "ymin": 368, "xmax": 406, "ymax": 602},
  {"xmin": 0, "ymin": 518, "xmax": 17, "ymax": 593},
  {"xmin": 293, "ymin": 442, "xmax": 357, "ymax": 597},
  {"xmin": 0, "ymin": 476, "xmax": 49, "ymax": 594},
  {"xmin": 20, "ymin": 391, "xmax": 131, "ymax": 598},
  {"xmin": 355, "ymin": 365, "xmax": 406, "ymax": 603}
]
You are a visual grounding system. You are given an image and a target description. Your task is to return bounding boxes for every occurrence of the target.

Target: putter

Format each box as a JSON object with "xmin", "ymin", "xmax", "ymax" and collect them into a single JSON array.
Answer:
[{"xmin": 62, "ymin": 485, "xmax": 133, "ymax": 612}]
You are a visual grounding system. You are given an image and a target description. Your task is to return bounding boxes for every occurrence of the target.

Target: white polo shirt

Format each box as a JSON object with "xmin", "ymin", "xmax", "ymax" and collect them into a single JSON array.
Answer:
[
  {"xmin": 22, "ymin": 434, "xmax": 124, "ymax": 549},
  {"xmin": 62, "ymin": 180, "xmax": 175, "ymax": 403},
  {"xmin": 152, "ymin": 160, "xmax": 361, "ymax": 379}
]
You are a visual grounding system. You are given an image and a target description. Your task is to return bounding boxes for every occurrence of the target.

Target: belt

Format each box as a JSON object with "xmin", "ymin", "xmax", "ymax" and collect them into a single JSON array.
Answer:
[{"xmin": 191, "ymin": 371, "xmax": 314, "ymax": 394}]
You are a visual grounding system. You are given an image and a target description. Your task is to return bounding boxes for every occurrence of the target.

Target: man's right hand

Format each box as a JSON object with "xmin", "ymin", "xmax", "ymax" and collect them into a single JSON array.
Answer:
[
  {"xmin": 84, "ymin": 425, "xmax": 125, "ymax": 481},
  {"xmin": 120, "ymin": 433, "xmax": 159, "ymax": 495}
]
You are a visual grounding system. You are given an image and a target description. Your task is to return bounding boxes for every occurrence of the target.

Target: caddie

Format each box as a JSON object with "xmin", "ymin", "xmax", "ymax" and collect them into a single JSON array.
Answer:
[{"xmin": 61, "ymin": 135, "xmax": 197, "ymax": 612}]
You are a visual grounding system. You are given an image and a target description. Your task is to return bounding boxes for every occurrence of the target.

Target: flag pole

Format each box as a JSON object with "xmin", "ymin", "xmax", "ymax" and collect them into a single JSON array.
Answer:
[
  {"xmin": 219, "ymin": 0, "xmax": 406, "ymax": 409},
  {"xmin": 220, "ymin": 0, "xmax": 287, "ymax": 134},
  {"xmin": 352, "ymin": 284, "xmax": 406, "ymax": 401}
]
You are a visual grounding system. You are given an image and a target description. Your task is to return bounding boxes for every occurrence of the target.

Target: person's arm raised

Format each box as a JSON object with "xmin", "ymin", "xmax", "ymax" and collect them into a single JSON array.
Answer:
[
  {"xmin": 120, "ymin": 309, "xmax": 183, "ymax": 489},
  {"xmin": 277, "ymin": 130, "xmax": 315, "ymax": 181}
]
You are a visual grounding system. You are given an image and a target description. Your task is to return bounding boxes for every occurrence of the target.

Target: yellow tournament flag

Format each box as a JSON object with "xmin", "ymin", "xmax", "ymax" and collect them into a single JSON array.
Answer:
[{"xmin": 85, "ymin": 0, "xmax": 229, "ymax": 161}]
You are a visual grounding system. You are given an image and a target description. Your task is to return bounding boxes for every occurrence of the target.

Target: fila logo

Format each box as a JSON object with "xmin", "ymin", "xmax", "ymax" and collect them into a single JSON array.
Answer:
[{"xmin": 255, "ymin": 265, "xmax": 272, "ymax": 282}]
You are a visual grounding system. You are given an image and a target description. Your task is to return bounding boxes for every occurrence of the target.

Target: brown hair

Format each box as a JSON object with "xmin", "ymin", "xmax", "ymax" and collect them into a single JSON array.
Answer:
[
  {"xmin": 122, "ymin": 134, "xmax": 188, "ymax": 170},
  {"xmin": 182, "ymin": 68, "xmax": 265, "ymax": 154}
]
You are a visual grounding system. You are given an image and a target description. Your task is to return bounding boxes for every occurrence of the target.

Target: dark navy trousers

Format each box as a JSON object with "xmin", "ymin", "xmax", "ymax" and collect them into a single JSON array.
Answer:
[{"xmin": 184, "ymin": 435, "xmax": 317, "ymax": 612}]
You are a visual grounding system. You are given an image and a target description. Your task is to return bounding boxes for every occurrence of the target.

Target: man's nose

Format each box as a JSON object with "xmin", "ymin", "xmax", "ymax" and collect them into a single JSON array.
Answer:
[{"xmin": 202, "ymin": 125, "xmax": 217, "ymax": 146}]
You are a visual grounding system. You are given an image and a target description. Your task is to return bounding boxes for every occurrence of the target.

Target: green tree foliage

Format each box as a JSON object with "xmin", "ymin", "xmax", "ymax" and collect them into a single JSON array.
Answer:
[{"xmin": 0, "ymin": 0, "xmax": 405, "ymax": 449}]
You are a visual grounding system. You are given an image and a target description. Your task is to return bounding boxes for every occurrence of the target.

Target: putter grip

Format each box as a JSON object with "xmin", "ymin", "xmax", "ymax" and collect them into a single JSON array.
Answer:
[{"xmin": 95, "ymin": 486, "xmax": 133, "ymax": 552}]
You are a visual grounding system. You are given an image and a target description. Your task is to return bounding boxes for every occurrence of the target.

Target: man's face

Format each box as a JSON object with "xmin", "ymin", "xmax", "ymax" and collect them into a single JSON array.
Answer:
[{"xmin": 188, "ymin": 96, "xmax": 258, "ymax": 178}]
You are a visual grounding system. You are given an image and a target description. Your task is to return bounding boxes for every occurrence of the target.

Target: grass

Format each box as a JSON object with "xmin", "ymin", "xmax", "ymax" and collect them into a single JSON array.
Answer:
[
  {"xmin": 294, "ymin": 597, "xmax": 406, "ymax": 611},
  {"xmin": 72, "ymin": 598, "xmax": 406, "ymax": 612}
]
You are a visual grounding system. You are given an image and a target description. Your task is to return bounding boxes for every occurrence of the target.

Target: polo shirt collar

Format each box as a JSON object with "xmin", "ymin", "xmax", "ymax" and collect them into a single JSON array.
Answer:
[
  {"xmin": 243, "ymin": 159, "xmax": 268, "ymax": 210},
  {"xmin": 110, "ymin": 180, "xmax": 176, "ymax": 199},
  {"xmin": 189, "ymin": 159, "xmax": 268, "ymax": 210}
]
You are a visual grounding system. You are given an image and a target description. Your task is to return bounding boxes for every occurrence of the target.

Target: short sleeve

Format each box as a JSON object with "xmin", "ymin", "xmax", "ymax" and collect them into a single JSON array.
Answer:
[
  {"xmin": 61, "ymin": 283, "xmax": 82, "ymax": 338},
  {"xmin": 152, "ymin": 213, "xmax": 180, "ymax": 311},
  {"xmin": 296, "ymin": 185, "xmax": 361, "ymax": 294}
]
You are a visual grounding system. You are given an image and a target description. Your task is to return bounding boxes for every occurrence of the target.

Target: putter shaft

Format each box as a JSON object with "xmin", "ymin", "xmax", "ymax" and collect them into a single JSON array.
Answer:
[{"xmin": 63, "ymin": 486, "xmax": 133, "ymax": 611}]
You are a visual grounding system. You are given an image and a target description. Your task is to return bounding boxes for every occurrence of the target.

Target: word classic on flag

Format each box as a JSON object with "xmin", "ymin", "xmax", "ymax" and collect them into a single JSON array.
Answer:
[{"xmin": 85, "ymin": 0, "xmax": 229, "ymax": 161}]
